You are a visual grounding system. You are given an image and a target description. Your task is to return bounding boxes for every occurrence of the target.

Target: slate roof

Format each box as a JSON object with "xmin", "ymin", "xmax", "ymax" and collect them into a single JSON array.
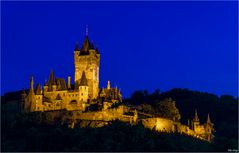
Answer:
[
  {"xmin": 79, "ymin": 71, "xmax": 88, "ymax": 86},
  {"xmin": 55, "ymin": 94, "xmax": 62, "ymax": 100},
  {"xmin": 56, "ymin": 78, "xmax": 67, "ymax": 90},
  {"xmin": 35, "ymin": 83, "xmax": 41, "ymax": 95}
]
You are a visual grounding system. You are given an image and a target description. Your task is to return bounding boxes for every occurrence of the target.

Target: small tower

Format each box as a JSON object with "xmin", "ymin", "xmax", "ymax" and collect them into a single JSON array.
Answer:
[
  {"xmin": 35, "ymin": 83, "xmax": 42, "ymax": 95},
  {"xmin": 25, "ymin": 76, "xmax": 36, "ymax": 112},
  {"xmin": 204, "ymin": 113, "xmax": 214, "ymax": 142},
  {"xmin": 30, "ymin": 76, "xmax": 34, "ymax": 93},
  {"xmin": 78, "ymin": 71, "xmax": 89, "ymax": 102},
  {"xmin": 48, "ymin": 70, "xmax": 56, "ymax": 91},
  {"xmin": 191, "ymin": 109, "xmax": 200, "ymax": 130}
]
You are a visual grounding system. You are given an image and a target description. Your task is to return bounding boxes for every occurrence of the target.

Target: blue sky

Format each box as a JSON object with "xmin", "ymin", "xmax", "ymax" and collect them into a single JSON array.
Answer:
[{"xmin": 1, "ymin": 1, "xmax": 238, "ymax": 97}]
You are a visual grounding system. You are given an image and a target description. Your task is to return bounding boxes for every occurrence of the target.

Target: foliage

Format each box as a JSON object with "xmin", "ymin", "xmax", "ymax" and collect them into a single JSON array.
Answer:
[
  {"xmin": 1, "ymin": 88, "xmax": 238, "ymax": 152},
  {"xmin": 2, "ymin": 118, "xmax": 213, "ymax": 152},
  {"xmin": 124, "ymin": 88, "xmax": 238, "ymax": 151},
  {"xmin": 155, "ymin": 98, "xmax": 181, "ymax": 121}
]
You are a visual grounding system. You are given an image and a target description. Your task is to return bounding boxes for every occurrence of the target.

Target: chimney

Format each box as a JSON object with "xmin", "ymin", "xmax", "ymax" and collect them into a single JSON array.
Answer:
[{"xmin": 68, "ymin": 76, "xmax": 71, "ymax": 89}]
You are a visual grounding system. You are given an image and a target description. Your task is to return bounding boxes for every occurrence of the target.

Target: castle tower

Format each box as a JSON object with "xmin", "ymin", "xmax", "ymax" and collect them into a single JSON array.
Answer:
[
  {"xmin": 74, "ymin": 28, "xmax": 100, "ymax": 100},
  {"xmin": 78, "ymin": 71, "xmax": 89, "ymax": 102},
  {"xmin": 47, "ymin": 70, "xmax": 56, "ymax": 91},
  {"xmin": 204, "ymin": 113, "xmax": 214, "ymax": 142},
  {"xmin": 24, "ymin": 76, "xmax": 36, "ymax": 112},
  {"xmin": 191, "ymin": 109, "xmax": 200, "ymax": 130}
]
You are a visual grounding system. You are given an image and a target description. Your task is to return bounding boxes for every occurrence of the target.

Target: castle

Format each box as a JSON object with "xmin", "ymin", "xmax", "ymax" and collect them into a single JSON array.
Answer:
[
  {"xmin": 20, "ymin": 29, "xmax": 214, "ymax": 142},
  {"xmin": 22, "ymin": 30, "xmax": 122, "ymax": 112}
]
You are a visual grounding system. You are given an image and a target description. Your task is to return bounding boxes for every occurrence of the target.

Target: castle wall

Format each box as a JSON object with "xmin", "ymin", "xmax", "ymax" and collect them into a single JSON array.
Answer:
[{"xmin": 142, "ymin": 118, "xmax": 175, "ymax": 132}]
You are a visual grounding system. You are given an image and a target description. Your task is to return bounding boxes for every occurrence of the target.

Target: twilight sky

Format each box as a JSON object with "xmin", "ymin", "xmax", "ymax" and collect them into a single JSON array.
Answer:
[{"xmin": 1, "ymin": 1, "xmax": 238, "ymax": 97}]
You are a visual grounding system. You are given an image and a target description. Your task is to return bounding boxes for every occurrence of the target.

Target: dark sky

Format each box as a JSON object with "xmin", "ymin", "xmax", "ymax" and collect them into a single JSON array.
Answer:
[{"xmin": 1, "ymin": 1, "xmax": 238, "ymax": 98}]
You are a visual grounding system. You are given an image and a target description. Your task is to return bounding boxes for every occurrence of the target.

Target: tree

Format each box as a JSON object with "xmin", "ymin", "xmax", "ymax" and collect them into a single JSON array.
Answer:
[
  {"xmin": 155, "ymin": 98, "xmax": 181, "ymax": 122},
  {"xmin": 138, "ymin": 103, "xmax": 155, "ymax": 114}
]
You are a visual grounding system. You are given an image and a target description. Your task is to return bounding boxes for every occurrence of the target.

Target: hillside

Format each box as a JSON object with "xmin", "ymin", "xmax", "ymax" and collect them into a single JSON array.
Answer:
[{"xmin": 1, "ymin": 88, "xmax": 238, "ymax": 152}]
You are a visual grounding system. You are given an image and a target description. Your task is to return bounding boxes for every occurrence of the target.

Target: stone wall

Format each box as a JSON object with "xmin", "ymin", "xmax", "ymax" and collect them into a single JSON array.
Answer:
[{"xmin": 141, "ymin": 118, "xmax": 175, "ymax": 132}]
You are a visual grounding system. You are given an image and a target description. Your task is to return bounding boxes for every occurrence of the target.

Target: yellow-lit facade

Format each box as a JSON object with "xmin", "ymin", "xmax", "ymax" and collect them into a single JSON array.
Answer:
[
  {"xmin": 22, "ymin": 32, "xmax": 122, "ymax": 112},
  {"xmin": 21, "ymin": 30, "xmax": 214, "ymax": 142}
]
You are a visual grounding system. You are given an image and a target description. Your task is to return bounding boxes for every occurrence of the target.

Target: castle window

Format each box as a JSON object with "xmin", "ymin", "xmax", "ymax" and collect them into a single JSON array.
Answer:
[
  {"xmin": 85, "ymin": 87, "xmax": 86, "ymax": 89},
  {"xmin": 81, "ymin": 93, "xmax": 83, "ymax": 96}
]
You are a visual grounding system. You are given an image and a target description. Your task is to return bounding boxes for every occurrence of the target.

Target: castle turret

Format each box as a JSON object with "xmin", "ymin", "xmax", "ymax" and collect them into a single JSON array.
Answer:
[
  {"xmin": 78, "ymin": 71, "xmax": 89, "ymax": 102},
  {"xmin": 48, "ymin": 70, "xmax": 56, "ymax": 91},
  {"xmin": 24, "ymin": 76, "xmax": 36, "ymax": 112},
  {"xmin": 191, "ymin": 109, "xmax": 200, "ymax": 130},
  {"xmin": 204, "ymin": 113, "xmax": 214, "ymax": 141},
  {"xmin": 207, "ymin": 113, "xmax": 211, "ymax": 124},
  {"xmin": 35, "ymin": 83, "xmax": 42, "ymax": 95},
  {"xmin": 74, "ymin": 41, "xmax": 80, "ymax": 51},
  {"xmin": 30, "ymin": 76, "xmax": 34, "ymax": 93}
]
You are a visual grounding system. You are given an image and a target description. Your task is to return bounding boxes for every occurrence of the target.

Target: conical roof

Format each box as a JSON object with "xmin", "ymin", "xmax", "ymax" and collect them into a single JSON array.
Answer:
[
  {"xmin": 81, "ymin": 36, "xmax": 91, "ymax": 52},
  {"xmin": 35, "ymin": 83, "xmax": 41, "ymax": 95},
  {"xmin": 194, "ymin": 109, "xmax": 199, "ymax": 122},
  {"xmin": 79, "ymin": 71, "xmax": 88, "ymax": 86},
  {"xmin": 207, "ymin": 114, "xmax": 211, "ymax": 123},
  {"xmin": 74, "ymin": 41, "xmax": 80, "ymax": 51},
  {"xmin": 55, "ymin": 94, "xmax": 62, "ymax": 100}
]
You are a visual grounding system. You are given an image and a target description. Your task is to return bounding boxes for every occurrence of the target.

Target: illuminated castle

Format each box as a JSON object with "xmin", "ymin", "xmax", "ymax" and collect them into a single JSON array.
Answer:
[
  {"xmin": 20, "ymin": 29, "xmax": 213, "ymax": 142},
  {"xmin": 22, "ymin": 29, "xmax": 122, "ymax": 112}
]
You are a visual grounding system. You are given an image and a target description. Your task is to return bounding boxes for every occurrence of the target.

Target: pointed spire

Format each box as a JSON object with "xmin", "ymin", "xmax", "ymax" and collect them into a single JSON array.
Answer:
[
  {"xmin": 207, "ymin": 113, "xmax": 211, "ymax": 123},
  {"xmin": 48, "ymin": 70, "xmax": 56, "ymax": 91},
  {"xmin": 194, "ymin": 109, "xmax": 199, "ymax": 122},
  {"xmin": 29, "ymin": 76, "xmax": 35, "ymax": 95},
  {"xmin": 30, "ymin": 76, "xmax": 34, "ymax": 91},
  {"xmin": 56, "ymin": 94, "xmax": 62, "ymax": 100},
  {"xmin": 90, "ymin": 40, "xmax": 94, "ymax": 49},
  {"xmin": 95, "ymin": 47, "xmax": 100, "ymax": 54},
  {"xmin": 49, "ymin": 70, "xmax": 54, "ymax": 81},
  {"xmin": 74, "ymin": 41, "xmax": 80, "ymax": 51},
  {"xmin": 81, "ymin": 35, "xmax": 91, "ymax": 52},
  {"xmin": 35, "ymin": 83, "xmax": 41, "ymax": 95},
  {"xmin": 79, "ymin": 71, "xmax": 88, "ymax": 86}
]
